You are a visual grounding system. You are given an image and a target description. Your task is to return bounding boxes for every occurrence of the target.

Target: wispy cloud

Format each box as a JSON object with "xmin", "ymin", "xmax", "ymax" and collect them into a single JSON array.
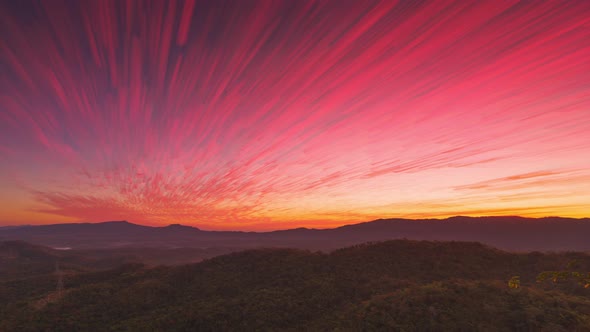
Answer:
[{"xmin": 1, "ymin": 0, "xmax": 589, "ymax": 229}]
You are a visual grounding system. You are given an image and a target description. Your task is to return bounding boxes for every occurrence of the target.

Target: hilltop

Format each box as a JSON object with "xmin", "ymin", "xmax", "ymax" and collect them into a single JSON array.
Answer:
[{"xmin": 1, "ymin": 239, "xmax": 590, "ymax": 331}]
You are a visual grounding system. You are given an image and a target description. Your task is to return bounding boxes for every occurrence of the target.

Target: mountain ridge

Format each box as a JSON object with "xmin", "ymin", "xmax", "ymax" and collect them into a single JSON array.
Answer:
[
  {"xmin": 1, "ymin": 216, "xmax": 589, "ymax": 252},
  {"xmin": 3, "ymin": 215, "xmax": 589, "ymax": 233}
]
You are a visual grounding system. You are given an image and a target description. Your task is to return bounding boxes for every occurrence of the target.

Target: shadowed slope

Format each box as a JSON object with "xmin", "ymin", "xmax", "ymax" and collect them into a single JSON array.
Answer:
[{"xmin": 2, "ymin": 239, "xmax": 590, "ymax": 331}]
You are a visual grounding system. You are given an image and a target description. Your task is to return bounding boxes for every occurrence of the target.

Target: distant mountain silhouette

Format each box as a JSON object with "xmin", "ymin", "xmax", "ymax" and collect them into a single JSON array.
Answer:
[{"xmin": 1, "ymin": 216, "xmax": 589, "ymax": 251}]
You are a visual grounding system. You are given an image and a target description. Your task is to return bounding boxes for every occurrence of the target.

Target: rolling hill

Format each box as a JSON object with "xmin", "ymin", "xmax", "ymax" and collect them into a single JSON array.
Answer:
[{"xmin": 1, "ymin": 239, "xmax": 590, "ymax": 331}]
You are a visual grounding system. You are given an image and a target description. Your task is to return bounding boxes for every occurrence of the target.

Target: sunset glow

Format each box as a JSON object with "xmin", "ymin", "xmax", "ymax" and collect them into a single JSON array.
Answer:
[{"xmin": 1, "ymin": 0, "xmax": 589, "ymax": 230}]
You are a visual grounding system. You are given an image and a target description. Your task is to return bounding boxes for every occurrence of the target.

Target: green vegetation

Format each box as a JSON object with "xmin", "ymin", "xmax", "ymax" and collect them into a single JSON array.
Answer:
[
  {"xmin": 536, "ymin": 260, "xmax": 590, "ymax": 289},
  {"xmin": 1, "ymin": 240, "xmax": 590, "ymax": 331},
  {"xmin": 508, "ymin": 276, "xmax": 520, "ymax": 289}
]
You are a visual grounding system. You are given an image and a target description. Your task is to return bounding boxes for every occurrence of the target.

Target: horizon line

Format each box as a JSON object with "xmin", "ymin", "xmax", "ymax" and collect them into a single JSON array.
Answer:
[{"xmin": 2, "ymin": 215, "xmax": 589, "ymax": 233}]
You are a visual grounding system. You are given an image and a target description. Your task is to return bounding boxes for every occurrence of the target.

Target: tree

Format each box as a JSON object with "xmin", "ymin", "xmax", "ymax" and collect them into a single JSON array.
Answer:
[
  {"xmin": 508, "ymin": 276, "xmax": 520, "ymax": 289},
  {"xmin": 536, "ymin": 260, "xmax": 590, "ymax": 288}
]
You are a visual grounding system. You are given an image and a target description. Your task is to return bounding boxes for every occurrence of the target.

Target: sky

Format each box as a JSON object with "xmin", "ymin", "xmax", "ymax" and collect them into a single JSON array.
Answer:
[{"xmin": 0, "ymin": 0, "xmax": 589, "ymax": 230}]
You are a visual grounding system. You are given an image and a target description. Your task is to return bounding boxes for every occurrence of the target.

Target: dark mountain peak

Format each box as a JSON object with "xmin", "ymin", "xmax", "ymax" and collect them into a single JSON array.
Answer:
[
  {"xmin": 89, "ymin": 220, "xmax": 146, "ymax": 228},
  {"xmin": 336, "ymin": 217, "xmax": 408, "ymax": 229},
  {"xmin": 98, "ymin": 220, "xmax": 149, "ymax": 227},
  {"xmin": 445, "ymin": 215, "xmax": 471, "ymax": 221},
  {"xmin": 0, "ymin": 220, "xmax": 151, "ymax": 238},
  {"xmin": 40, "ymin": 220, "xmax": 141, "ymax": 228},
  {"xmin": 272, "ymin": 227, "xmax": 310, "ymax": 233},
  {"xmin": 164, "ymin": 224, "xmax": 200, "ymax": 231}
]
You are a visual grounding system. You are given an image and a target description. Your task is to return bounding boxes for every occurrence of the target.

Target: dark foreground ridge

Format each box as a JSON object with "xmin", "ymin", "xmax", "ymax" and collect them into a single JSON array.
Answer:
[
  {"xmin": 1, "ymin": 239, "xmax": 590, "ymax": 331},
  {"xmin": 1, "ymin": 216, "xmax": 590, "ymax": 251}
]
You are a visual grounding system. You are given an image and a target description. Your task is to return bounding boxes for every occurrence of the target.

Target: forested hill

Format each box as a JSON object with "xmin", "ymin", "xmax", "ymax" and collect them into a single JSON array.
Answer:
[{"xmin": 2, "ymin": 240, "xmax": 590, "ymax": 331}]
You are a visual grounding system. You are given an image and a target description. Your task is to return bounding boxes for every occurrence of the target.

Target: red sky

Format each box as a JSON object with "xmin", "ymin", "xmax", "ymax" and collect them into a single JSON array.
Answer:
[{"xmin": 1, "ymin": 0, "xmax": 589, "ymax": 230}]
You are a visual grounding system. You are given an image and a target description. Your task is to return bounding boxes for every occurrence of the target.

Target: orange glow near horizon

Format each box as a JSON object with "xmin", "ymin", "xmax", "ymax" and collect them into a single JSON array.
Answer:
[{"xmin": 1, "ymin": 1, "xmax": 589, "ymax": 231}]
